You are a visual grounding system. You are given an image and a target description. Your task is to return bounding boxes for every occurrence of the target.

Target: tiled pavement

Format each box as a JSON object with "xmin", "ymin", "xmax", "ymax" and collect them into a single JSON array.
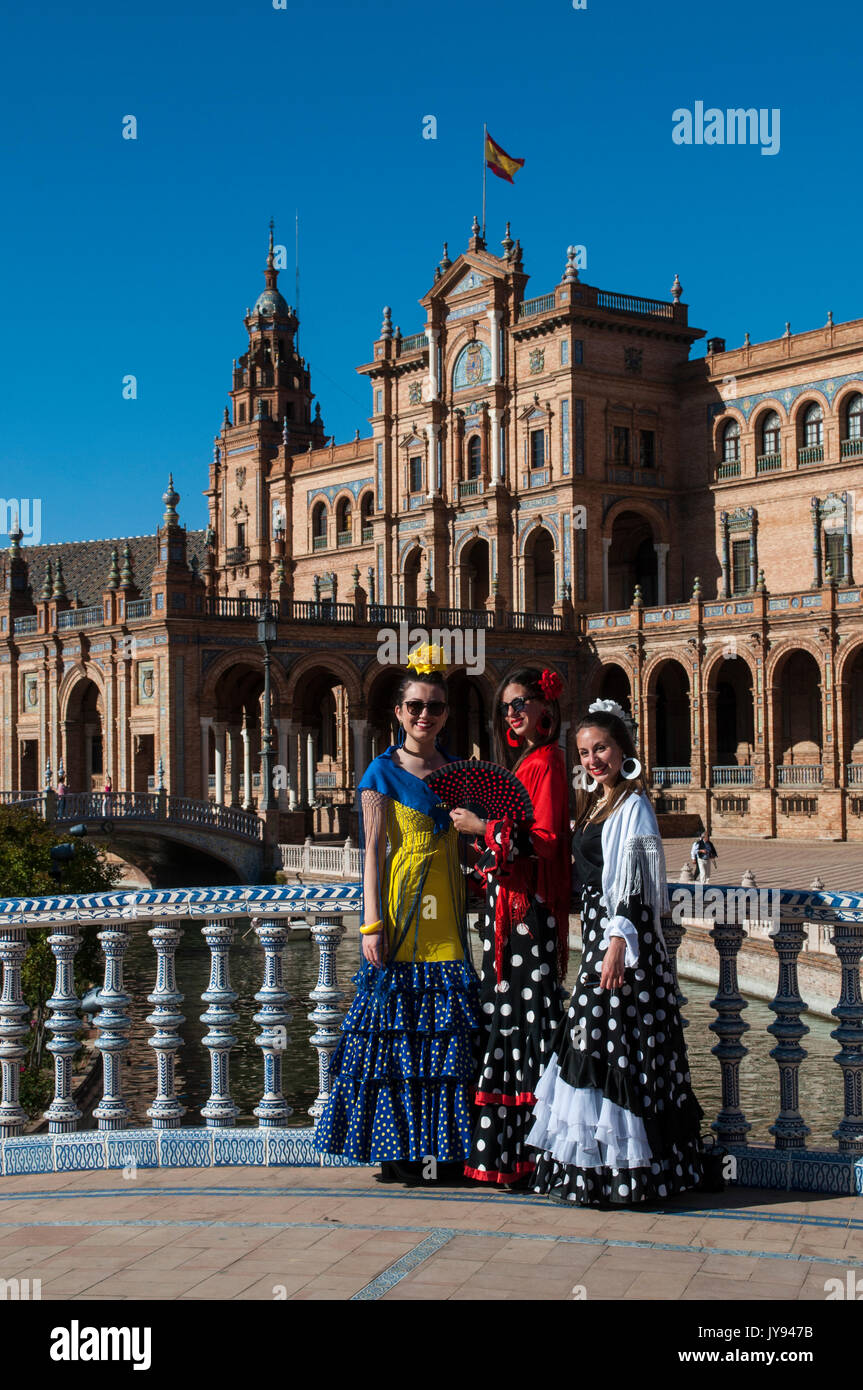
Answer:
[
  {"xmin": 663, "ymin": 836, "xmax": 863, "ymax": 892},
  {"xmin": 0, "ymin": 1165, "xmax": 861, "ymax": 1301}
]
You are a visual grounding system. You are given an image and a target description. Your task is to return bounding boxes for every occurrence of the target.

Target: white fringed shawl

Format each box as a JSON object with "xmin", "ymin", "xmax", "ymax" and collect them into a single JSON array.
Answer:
[{"xmin": 598, "ymin": 791, "xmax": 669, "ymax": 967}]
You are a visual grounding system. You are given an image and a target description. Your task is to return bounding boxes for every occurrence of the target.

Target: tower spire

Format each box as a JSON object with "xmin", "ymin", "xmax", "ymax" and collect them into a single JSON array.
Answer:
[{"xmin": 265, "ymin": 218, "xmax": 278, "ymax": 291}]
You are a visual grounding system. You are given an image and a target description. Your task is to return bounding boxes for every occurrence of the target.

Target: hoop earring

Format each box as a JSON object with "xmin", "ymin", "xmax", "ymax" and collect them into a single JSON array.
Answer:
[
  {"xmin": 621, "ymin": 756, "xmax": 642, "ymax": 781},
  {"xmin": 537, "ymin": 714, "xmax": 552, "ymax": 734},
  {"xmin": 396, "ymin": 723, "xmax": 406, "ymax": 748},
  {"xmin": 573, "ymin": 768, "xmax": 598, "ymax": 793},
  {"xmin": 506, "ymin": 728, "xmax": 522, "ymax": 749}
]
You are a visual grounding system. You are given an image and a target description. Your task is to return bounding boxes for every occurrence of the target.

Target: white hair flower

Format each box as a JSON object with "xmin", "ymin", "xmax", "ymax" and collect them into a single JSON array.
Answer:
[{"xmin": 588, "ymin": 698, "xmax": 627, "ymax": 721}]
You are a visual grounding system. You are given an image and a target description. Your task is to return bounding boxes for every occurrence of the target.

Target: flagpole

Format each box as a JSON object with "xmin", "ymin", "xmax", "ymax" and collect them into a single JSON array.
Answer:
[{"xmin": 482, "ymin": 123, "xmax": 487, "ymax": 240}]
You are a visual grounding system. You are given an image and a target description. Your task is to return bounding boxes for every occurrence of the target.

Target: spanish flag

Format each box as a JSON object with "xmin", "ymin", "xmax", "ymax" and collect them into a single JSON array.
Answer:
[{"xmin": 485, "ymin": 131, "xmax": 524, "ymax": 184}]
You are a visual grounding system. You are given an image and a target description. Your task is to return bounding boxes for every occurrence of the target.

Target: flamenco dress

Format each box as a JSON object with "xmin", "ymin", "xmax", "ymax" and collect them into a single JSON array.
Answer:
[
  {"xmin": 314, "ymin": 746, "xmax": 481, "ymax": 1164},
  {"xmin": 464, "ymin": 742, "xmax": 571, "ymax": 1185},
  {"xmin": 528, "ymin": 804, "xmax": 704, "ymax": 1205}
]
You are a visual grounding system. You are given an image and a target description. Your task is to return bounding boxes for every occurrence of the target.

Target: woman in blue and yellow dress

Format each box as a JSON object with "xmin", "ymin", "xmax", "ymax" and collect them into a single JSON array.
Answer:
[{"xmin": 314, "ymin": 646, "xmax": 481, "ymax": 1184}]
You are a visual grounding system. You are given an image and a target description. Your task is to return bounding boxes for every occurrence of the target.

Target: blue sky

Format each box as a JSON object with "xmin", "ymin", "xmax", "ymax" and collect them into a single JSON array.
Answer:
[{"xmin": 1, "ymin": 0, "xmax": 857, "ymax": 544}]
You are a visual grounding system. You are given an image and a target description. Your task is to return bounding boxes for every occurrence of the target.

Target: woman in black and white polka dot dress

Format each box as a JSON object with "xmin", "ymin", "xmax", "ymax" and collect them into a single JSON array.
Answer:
[
  {"xmin": 528, "ymin": 703, "xmax": 703, "ymax": 1207},
  {"xmin": 451, "ymin": 667, "xmax": 571, "ymax": 1188}
]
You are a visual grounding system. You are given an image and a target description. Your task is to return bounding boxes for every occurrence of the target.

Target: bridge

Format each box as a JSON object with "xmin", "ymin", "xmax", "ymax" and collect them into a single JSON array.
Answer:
[
  {"xmin": 0, "ymin": 880, "xmax": 861, "ymax": 1192},
  {"xmin": 0, "ymin": 788, "xmax": 271, "ymax": 882}
]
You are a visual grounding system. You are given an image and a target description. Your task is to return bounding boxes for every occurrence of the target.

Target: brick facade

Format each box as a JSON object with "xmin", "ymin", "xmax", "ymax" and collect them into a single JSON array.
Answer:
[{"xmin": 2, "ymin": 222, "xmax": 863, "ymax": 843}]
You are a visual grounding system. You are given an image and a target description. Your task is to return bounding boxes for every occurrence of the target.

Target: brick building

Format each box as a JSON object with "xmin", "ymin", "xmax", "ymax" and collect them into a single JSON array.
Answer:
[{"xmin": 2, "ymin": 220, "xmax": 863, "ymax": 842}]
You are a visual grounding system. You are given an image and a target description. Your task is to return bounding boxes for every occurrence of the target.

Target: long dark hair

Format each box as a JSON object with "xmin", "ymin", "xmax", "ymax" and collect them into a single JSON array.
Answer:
[
  {"xmin": 492, "ymin": 666, "xmax": 562, "ymax": 771},
  {"xmin": 572, "ymin": 708, "xmax": 645, "ymax": 828}
]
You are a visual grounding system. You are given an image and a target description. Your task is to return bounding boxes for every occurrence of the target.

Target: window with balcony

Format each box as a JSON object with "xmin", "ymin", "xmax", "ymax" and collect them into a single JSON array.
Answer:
[
  {"xmin": 409, "ymin": 454, "xmax": 423, "ymax": 493},
  {"xmin": 721, "ymin": 419, "xmax": 740, "ymax": 462},
  {"xmin": 639, "ymin": 430, "xmax": 656, "ymax": 469},
  {"xmin": 762, "ymin": 411, "xmax": 781, "ymax": 454},
  {"xmin": 312, "ymin": 501, "xmax": 328, "ymax": 551},
  {"xmin": 236, "ymin": 523, "xmax": 245, "ymax": 549},
  {"xmin": 530, "ymin": 430, "xmax": 545, "ymax": 470},
  {"xmin": 842, "ymin": 392, "xmax": 863, "ymax": 457},
  {"xmin": 803, "ymin": 402, "xmax": 823, "ymax": 446},
  {"xmin": 731, "ymin": 539, "xmax": 750, "ymax": 593},
  {"xmin": 238, "ymin": 402, "xmax": 246, "ymax": 423},
  {"xmin": 467, "ymin": 435, "xmax": 482, "ymax": 479},
  {"xmin": 824, "ymin": 529, "xmax": 843, "ymax": 580},
  {"xmin": 336, "ymin": 498, "xmax": 353, "ymax": 546},
  {"xmin": 613, "ymin": 426, "xmax": 630, "ymax": 466},
  {"xmin": 360, "ymin": 491, "xmax": 374, "ymax": 542}
]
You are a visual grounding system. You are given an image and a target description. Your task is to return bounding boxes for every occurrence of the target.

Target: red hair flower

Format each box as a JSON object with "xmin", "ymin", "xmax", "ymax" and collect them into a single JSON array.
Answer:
[{"xmin": 539, "ymin": 668, "xmax": 563, "ymax": 701}]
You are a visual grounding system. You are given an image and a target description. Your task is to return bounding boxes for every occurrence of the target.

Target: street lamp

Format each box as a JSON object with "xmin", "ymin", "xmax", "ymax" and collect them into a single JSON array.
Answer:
[{"xmin": 257, "ymin": 601, "xmax": 278, "ymax": 812}]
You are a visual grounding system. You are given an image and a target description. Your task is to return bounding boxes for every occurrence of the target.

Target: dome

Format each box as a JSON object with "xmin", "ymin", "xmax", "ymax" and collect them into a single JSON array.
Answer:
[{"xmin": 253, "ymin": 288, "xmax": 291, "ymax": 319}]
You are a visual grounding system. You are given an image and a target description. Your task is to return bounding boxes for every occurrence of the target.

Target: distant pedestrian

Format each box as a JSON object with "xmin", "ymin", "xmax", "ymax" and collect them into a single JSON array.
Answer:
[
  {"xmin": 691, "ymin": 833, "xmax": 718, "ymax": 883},
  {"xmin": 102, "ymin": 774, "xmax": 113, "ymax": 814},
  {"xmin": 56, "ymin": 779, "xmax": 66, "ymax": 800}
]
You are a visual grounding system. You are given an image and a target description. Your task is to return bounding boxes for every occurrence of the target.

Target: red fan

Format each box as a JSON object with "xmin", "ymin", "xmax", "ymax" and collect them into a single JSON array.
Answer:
[{"xmin": 426, "ymin": 759, "xmax": 533, "ymax": 823}]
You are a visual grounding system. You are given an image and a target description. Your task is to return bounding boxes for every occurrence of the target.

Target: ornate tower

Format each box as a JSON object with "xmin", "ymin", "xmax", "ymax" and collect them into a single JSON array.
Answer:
[{"xmin": 207, "ymin": 223, "xmax": 326, "ymax": 599}]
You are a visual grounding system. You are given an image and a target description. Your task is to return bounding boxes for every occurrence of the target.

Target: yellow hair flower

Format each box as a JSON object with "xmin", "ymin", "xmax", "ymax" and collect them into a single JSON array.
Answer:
[{"xmin": 407, "ymin": 642, "xmax": 447, "ymax": 676}]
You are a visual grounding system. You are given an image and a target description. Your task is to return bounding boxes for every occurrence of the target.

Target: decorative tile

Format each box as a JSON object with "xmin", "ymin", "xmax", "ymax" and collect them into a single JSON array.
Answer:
[
  {"xmin": 55, "ymin": 1133, "xmax": 107, "ymax": 1171},
  {"xmin": 1, "ymin": 1136, "xmax": 55, "ymax": 1176},
  {"xmin": 158, "ymin": 1130, "xmax": 213, "ymax": 1169},
  {"xmin": 106, "ymin": 1130, "xmax": 160, "ymax": 1170},
  {"xmin": 213, "ymin": 1130, "xmax": 266, "ymax": 1166},
  {"xmin": 267, "ymin": 1127, "xmax": 321, "ymax": 1167}
]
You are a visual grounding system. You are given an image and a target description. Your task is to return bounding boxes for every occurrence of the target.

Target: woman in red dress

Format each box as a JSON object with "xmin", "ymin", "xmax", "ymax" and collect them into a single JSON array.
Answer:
[{"xmin": 451, "ymin": 666, "xmax": 571, "ymax": 1187}]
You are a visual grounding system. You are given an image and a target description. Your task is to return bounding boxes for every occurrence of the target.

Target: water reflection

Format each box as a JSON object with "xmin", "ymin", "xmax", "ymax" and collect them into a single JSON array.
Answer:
[{"xmin": 114, "ymin": 922, "xmax": 845, "ymax": 1146}]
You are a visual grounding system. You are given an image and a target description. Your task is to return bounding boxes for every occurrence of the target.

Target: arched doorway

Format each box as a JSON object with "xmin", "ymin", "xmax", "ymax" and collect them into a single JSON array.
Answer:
[
  {"xmin": 607, "ymin": 511, "xmax": 658, "ymax": 609},
  {"xmin": 445, "ymin": 671, "xmax": 491, "ymax": 761},
  {"xmin": 844, "ymin": 646, "xmax": 863, "ymax": 765},
  {"xmin": 65, "ymin": 679, "xmax": 104, "ymax": 793},
  {"xmin": 459, "ymin": 537, "xmax": 490, "ymax": 611},
  {"xmin": 525, "ymin": 527, "xmax": 556, "ymax": 614},
  {"xmin": 775, "ymin": 650, "xmax": 821, "ymax": 774},
  {"xmin": 403, "ymin": 546, "xmax": 422, "ymax": 607},
  {"xmin": 710, "ymin": 656, "xmax": 754, "ymax": 782},
  {"xmin": 293, "ymin": 665, "xmax": 351, "ymax": 832},
  {"xmin": 651, "ymin": 661, "xmax": 691, "ymax": 775}
]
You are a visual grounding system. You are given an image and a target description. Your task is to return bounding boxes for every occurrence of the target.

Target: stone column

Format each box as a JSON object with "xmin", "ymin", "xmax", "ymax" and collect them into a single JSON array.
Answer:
[
  {"xmin": 426, "ymin": 326, "xmax": 440, "ymax": 400},
  {"xmin": 426, "ymin": 421, "xmax": 440, "ymax": 496},
  {"xmin": 351, "ymin": 718, "xmax": 369, "ymax": 789},
  {"xmin": 489, "ymin": 405, "xmax": 501, "ymax": 483},
  {"xmin": 200, "ymin": 718, "xmax": 212, "ymax": 800},
  {"xmin": 287, "ymin": 722, "xmax": 299, "ymax": 811},
  {"xmin": 276, "ymin": 719, "xmax": 289, "ymax": 809},
  {"xmin": 654, "ymin": 542, "xmax": 669, "ymax": 606},
  {"xmin": 295, "ymin": 726, "xmax": 305, "ymax": 808},
  {"xmin": 602, "ymin": 537, "xmax": 612, "ymax": 611},
  {"xmin": 241, "ymin": 720, "xmax": 252, "ymax": 809},
  {"xmin": 306, "ymin": 731, "xmax": 316, "ymax": 805},
  {"xmin": 487, "ymin": 307, "xmax": 502, "ymax": 383},
  {"xmin": 213, "ymin": 723, "xmax": 227, "ymax": 805},
  {"xmin": 228, "ymin": 725, "xmax": 242, "ymax": 807}
]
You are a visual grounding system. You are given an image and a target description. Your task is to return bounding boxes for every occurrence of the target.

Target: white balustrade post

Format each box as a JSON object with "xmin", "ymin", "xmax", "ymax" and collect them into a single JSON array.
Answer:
[
  {"xmin": 44, "ymin": 929, "xmax": 83, "ymax": 1133},
  {"xmin": 252, "ymin": 919, "xmax": 292, "ymax": 1128},
  {"xmin": 308, "ymin": 915, "xmax": 346, "ymax": 1119},
  {"xmin": 146, "ymin": 924, "xmax": 186, "ymax": 1129},
  {"xmin": 0, "ymin": 928, "xmax": 30, "ymax": 1138},
  {"xmin": 92, "ymin": 928, "xmax": 132, "ymax": 1130},
  {"xmin": 200, "ymin": 920, "xmax": 239, "ymax": 1126}
]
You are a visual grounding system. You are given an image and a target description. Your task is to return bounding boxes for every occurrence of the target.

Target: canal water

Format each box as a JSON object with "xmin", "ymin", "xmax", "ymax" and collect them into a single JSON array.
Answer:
[{"xmin": 113, "ymin": 920, "xmax": 845, "ymax": 1146}]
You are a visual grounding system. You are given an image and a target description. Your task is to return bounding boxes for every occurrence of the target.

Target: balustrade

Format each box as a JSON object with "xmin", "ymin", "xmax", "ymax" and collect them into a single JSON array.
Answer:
[{"xmin": 0, "ymin": 883, "xmax": 860, "ymax": 1190}]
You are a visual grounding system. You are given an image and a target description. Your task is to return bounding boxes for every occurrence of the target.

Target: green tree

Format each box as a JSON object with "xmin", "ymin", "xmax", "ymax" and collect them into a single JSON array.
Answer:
[{"xmin": 0, "ymin": 806, "xmax": 122, "ymax": 1115}]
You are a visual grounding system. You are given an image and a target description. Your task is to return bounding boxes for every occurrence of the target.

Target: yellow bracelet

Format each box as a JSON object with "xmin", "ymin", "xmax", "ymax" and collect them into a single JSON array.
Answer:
[{"xmin": 360, "ymin": 920, "xmax": 383, "ymax": 935}]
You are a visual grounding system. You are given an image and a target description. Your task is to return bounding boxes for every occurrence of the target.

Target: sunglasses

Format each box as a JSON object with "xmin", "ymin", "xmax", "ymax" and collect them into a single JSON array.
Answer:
[
  {"xmin": 498, "ymin": 696, "xmax": 532, "ymax": 718},
  {"xmin": 403, "ymin": 699, "xmax": 446, "ymax": 717}
]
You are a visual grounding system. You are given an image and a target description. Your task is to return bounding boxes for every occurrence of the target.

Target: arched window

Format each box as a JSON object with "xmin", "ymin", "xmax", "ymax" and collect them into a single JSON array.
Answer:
[
  {"xmin": 336, "ymin": 498, "xmax": 352, "ymax": 546},
  {"xmin": 360, "ymin": 491, "xmax": 374, "ymax": 541},
  {"xmin": 312, "ymin": 501, "xmax": 327, "ymax": 550},
  {"xmin": 721, "ymin": 419, "xmax": 740, "ymax": 462},
  {"xmin": 803, "ymin": 402, "xmax": 823, "ymax": 447},
  {"xmin": 760, "ymin": 410, "xmax": 781, "ymax": 455},
  {"xmin": 845, "ymin": 393, "xmax": 863, "ymax": 441},
  {"xmin": 466, "ymin": 435, "xmax": 482, "ymax": 478}
]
